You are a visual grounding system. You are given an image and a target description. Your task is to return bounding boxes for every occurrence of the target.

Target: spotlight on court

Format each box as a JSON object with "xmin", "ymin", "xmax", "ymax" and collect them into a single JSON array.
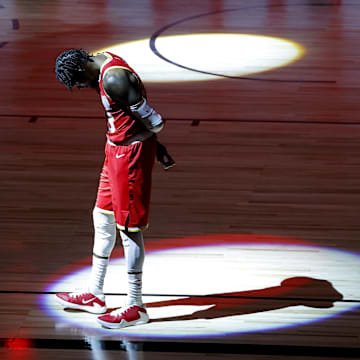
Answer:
[
  {"xmin": 40, "ymin": 234, "xmax": 360, "ymax": 338},
  {"xmin": 95, "ymin": 34, "xmax": 305, "ymax": 82}
]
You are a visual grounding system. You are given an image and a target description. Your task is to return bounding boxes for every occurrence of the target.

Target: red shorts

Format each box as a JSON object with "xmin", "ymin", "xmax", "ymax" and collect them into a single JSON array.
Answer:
[{"xmin": 95, "ymin": 136, "xmax": 156, "ymax": 232}]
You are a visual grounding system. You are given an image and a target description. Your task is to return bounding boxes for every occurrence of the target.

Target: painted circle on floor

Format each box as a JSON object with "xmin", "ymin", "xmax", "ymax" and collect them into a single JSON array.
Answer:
[{"xmin": 41, "ymin": 234, "xmax": 360, "ymax": 338}]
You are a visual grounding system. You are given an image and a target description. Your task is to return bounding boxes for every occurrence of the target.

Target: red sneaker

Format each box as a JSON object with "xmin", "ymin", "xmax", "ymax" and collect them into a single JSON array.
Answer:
[
  {"xmin": 56, "ymin": 292, "xmax": 107, "ymax": 314},
  {"xmin": 97, "ymin": 305, "xmax": 149, "ymax": 329}
]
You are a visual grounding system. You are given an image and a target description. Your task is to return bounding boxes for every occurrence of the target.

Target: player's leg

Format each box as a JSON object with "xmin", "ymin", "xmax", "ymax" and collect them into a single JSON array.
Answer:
[
  {"xmin": 55, "ymin": 207, "xmax": 115, "ymax": 314},
  {"xmin": 88, "ymin": 206, "xmax": 116, "ymax": 296},
  {"xmin": 120, "ymin": 229, "xmax": 145, "ymax": 307},
  {"xmin": 97, "ymin": 138, "xmax": 156, "ymax": 328},
  {"xmin": 97, "ymin": 229, "xmax": 149, "ymax": 328},
  {"xmin": 56, "ymin": 158, "xmax": 115, "ymax": 314}
]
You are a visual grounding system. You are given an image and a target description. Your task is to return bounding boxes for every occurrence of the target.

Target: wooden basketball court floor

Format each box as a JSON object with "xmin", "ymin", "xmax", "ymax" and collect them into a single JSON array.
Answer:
[{"xmin": 1, "ymin": 0, "xmax": 360, "ymax": 359}]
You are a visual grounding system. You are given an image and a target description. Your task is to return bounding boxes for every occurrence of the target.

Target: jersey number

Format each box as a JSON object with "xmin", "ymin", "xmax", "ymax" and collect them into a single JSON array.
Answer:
[{"xmin": 101, "ymin": 95, "xmax": 116, "ymax": 133}]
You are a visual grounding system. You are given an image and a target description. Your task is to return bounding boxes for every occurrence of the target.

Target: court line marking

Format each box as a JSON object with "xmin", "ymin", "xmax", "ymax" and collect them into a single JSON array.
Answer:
[
  {"xmin": 149, "ymin": 2, "xmax": 360, "ymax": 84},
  {"xmin": 0, "ymin": 290, "xmax": 359, "ymax": 303},
  {"xmin": 1, "ymin": 114, "xmax": 360, "ymax": 126}
]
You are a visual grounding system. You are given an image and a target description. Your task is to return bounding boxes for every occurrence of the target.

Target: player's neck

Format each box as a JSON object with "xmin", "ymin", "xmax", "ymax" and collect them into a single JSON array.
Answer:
[
  {"xmin": 90, "ymin": 54, "xmax": 107, "ymax": 70},
  {"xmin": 85, "ymin": 54, "xmax": 106, "ymax": 89}
]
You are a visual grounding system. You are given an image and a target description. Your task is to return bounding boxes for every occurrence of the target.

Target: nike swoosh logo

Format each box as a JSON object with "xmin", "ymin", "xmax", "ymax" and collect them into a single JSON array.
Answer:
[
  {"xmin": 82, "ymin": 297, "xmax": 97, "ymax": 304},
  {"xmin": 116, "ymin": 154, "xmax": 125, "ymax": 159}
]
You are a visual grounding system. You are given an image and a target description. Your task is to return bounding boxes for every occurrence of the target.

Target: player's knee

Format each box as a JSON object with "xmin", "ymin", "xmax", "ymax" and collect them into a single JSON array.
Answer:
[
  {"xmin": 93, "ymin": 207, "xmax": 116, "ymax": 257},
  {"xmin": 120, "ymin": 230, "xmax": 143, "ymax": 247},
  {"xmin": 93, "ymin": 207, "xmax": 115, "ymax": 227},
  {"xmin": 120, "ymin": 230, "xmax": 145, "ymax": 271}
]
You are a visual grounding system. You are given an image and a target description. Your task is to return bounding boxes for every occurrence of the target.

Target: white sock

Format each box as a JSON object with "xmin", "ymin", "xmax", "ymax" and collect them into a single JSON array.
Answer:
[
  {"xmin": 120, "ymin": 230, "xmax": 145, "ymax": 307},
  {"xmin": 88, "ymin": 255, "xmax": 109, "ymax": 296},
  {"xmin": 88, "ymin": 207, "xmax": 116, "ymax": 296},
  {"xmin": 127, "ymin": 272, "xmax": 143, "ymax": 306}
]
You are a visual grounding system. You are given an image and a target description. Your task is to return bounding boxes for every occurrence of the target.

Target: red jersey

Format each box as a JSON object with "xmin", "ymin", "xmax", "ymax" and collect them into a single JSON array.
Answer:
[{"xmin": 98, "ymin": 52, "xmax": 146, "ymax": 144}]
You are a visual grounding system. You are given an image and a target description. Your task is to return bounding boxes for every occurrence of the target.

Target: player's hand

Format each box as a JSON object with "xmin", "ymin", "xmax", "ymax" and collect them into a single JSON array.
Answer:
[{"xmin": 156, "ymin": 141, "xmax": 175, "ymax": 170}]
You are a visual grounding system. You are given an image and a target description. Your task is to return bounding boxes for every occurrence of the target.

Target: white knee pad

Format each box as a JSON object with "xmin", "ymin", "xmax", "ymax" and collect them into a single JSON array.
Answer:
[
  {"xmin": 93, "ymin": 207, "xmax": 116, "ymax": 258},
  {"xmin": 120, "ymin": 230, "xmax": 145, "ymax": 273}
]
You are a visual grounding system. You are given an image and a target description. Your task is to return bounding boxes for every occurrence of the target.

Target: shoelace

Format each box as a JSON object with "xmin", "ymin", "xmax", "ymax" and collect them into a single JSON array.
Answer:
[
  {"xmin": 69, "ymin": 292, "xmax": 105, "ymax": 302},
  {"xmin": 110, "ymin": 307, "xmax": 129, "ymax": 317},
  {"xmin": 110, "ymin": 305, "xmax": 143, "ymax": 317},
  {"xmin": 70, "ymin": 292, "xmax": 92, "ymax": 301}
]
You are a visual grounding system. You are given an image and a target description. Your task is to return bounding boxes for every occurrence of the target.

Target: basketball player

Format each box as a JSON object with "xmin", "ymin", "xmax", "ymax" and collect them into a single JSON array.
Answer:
[{"xmin": 54, "ymin": 49, "xmax": 174, "ymax": 329}]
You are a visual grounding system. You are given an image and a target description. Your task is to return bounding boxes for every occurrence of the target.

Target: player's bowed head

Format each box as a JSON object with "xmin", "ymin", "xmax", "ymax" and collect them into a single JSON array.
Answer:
[{"xmin": 55, "ymin": 49, "xmax": 100, "ymax": 90}]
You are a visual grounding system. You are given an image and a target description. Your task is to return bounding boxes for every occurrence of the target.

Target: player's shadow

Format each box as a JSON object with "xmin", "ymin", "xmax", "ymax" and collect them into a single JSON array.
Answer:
[{"xmin": 146, "ymin": 277, "xmax": 343, "ymax": 322}]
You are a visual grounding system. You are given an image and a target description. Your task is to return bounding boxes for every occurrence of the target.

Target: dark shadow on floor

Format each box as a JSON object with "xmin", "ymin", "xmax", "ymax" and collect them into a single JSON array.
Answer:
[{"xmin": 146, "ymin": 277, "xmax": 343, "ymax": 322}]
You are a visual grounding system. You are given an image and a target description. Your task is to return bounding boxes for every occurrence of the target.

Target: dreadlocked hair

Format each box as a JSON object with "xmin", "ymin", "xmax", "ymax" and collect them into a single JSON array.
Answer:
[{"xmin": 55, "ymin": 49, "xmax": 90, "ymax": 90}]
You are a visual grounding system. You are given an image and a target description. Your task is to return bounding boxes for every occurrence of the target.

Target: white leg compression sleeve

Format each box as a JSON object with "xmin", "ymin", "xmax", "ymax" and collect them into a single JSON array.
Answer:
[
  {"xmin": 120, "ymin": 230, "xmax": 145, "ymax": 306},
  {"xmin": 88, "ymin": 207, "xmax": 117, "ymax": 295}
]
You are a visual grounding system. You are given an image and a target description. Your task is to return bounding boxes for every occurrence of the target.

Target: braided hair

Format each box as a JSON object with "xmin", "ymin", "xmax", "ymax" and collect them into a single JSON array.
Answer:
[{"xmin": 55, "ymin": 49, "xmax": 90, "ymax": 90}]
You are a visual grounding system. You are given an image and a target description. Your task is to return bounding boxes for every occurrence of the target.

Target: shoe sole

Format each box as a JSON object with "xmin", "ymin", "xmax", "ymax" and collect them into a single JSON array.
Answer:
[
  {"xmin": 56, "ymin": 296, "xmax": 107, "ymax": 314},
  {"xmin": 97, "ymin": 314, "xmax": 149, "ymax": 329}
]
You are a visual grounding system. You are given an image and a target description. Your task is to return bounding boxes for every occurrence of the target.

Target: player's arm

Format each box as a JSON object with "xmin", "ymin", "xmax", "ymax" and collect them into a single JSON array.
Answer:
[
  {"xmin": 103, "ymin": 68, "xmax": 175, "ymax": 169},
  {"xmin": 103, "ymin": 69, "xmax": 164, "ymax": 133}
]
